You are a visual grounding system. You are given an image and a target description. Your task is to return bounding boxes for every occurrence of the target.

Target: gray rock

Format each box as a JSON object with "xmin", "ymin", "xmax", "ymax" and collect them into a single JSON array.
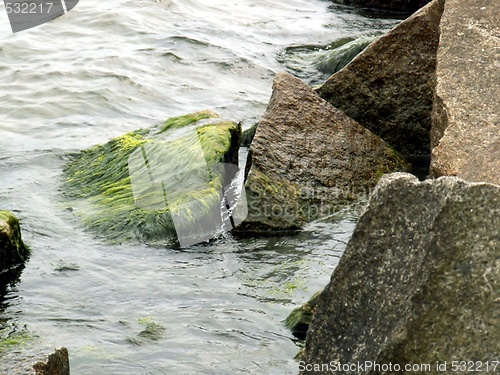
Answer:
[
  {"xmin": 317, "ymin": 0, "xmax": 444, "ymax": 169},
  {"xmin": 238, "ymin": 72, "xmax": 407, "ymax": 232},
  {"xmin": 430, "ymin": 0, "xmax": 500, "ymax": 185},
  {"xmin": 330, "ymin": 0, "xmax": 431, "ymax": 14},
  {"xmin": 301, "ymin": 173, "xmax": 500, "ymax": 374}
]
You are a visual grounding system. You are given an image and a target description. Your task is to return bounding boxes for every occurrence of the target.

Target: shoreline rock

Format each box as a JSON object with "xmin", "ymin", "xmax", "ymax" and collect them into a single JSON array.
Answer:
[
  {"xmin": 0, "ymin": 210, "xmax": 30, "ymax": 288},
  {"xmin": 238, "ymin": 72, "xmax": 408, "ymax": 232},
  {"xmin": 300, "ymin": 173, "xmax": 500, "ymax": 374},
  {"xmin": 317, "ymin": 0, "xmax": 444, "ymax": 173},
  {"xmin": 430, "ymin": 0, "xmax": 499, "ymax": 184}
]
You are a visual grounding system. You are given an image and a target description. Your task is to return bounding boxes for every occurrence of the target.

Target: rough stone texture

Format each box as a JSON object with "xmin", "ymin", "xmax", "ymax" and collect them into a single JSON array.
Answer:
[
  {"xmin": 238, "ymin": 72, "xmax": 408, "ymax": 231},
  {"xmin": 330, "ymin": 0, "xmax": 431, "ymax": 14},
  {"xmin": 317, "ymin": 0, "xmax": 444, "ymax": 169},
  {"xmin": 430, "ymin": 0, "xmax": 500, "ymax": 185},
  {"xmin": 0, "ymin": 347, "xmax": 70, "ymax": 375},
  {"xmin": 301, "ymin": 173, "xmax": 500, "ymax": 374},
  {"xmin": 0, "ymin": 210, "xmax": 30, "ymax": 274}
]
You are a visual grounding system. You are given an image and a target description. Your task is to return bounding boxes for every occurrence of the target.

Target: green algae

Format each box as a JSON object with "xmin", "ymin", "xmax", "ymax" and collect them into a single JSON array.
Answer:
[
  {"xmin": 0, "ymin": 323, "xmax": 33, "ymax": 353},
  {"xmin": 0, "ymin": 210, "xmax": 30, "ymax": 271},
  {"xmin": 158, "ymin": 110, "xmax": 219, "ymax": 134},
  {"xmin": 137, "ymin": 317, "xmax": 166, "ymax": 341},
  {"xmin": 63, "ymin": 112, "xmax": 241, "ymax": 244},
  {"xmin": 285, "ymin": 291, "xmax": 322, "ymax": 340}
]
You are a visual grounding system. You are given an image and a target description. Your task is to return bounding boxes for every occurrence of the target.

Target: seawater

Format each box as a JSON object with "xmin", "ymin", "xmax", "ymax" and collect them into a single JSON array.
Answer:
[{"xmin": 0, "ymin": 0, "xmax": 399, "ymax": 373}]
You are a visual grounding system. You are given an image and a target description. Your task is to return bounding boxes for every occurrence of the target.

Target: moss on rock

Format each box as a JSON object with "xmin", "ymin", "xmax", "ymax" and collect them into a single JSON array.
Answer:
[
  {"xmin": 285, "ymin": 291, "xmax": 322, "ymax": 340},
  {"xmin": 63, "ymin": 111, "xmax": 241, "ymax": 244},
  {"xmin": 0, "ymin": 211, "xmax": 30, "ymax": 272}
]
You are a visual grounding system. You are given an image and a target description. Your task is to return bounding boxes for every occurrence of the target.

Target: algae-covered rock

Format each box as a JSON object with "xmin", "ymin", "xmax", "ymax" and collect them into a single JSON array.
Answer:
[
  {"xmin": 301, "ymin": 173, "xmax": 500, "ymax": 374},
  {"xmin": 63, "ymin": 111, "xmax": 242, "ymax": 245},
  {"xmin": 238, "ymin": 73, "xmax": 408, "ymax": 232},
  {"xmin": 285, "ymin": 291, "xmax": 322, "ymax": 340},
  {"xmin": 0, "ymin": 210, "xmax": 30, "ymax": 274}
]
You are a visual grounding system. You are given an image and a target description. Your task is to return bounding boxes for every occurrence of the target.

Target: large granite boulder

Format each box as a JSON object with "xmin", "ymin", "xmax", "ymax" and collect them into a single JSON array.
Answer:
[
  {"xmin": 238, "ymin": 72, "xmax": 407, "ymax": 231},
  {"xmin": 430, "ymin": 0, "xmax": 499, "ymax": 185},
  {"xmin": 63, "ymin": 111, "xmax": 242, "ymax": 246},
  {"xmin": 300, "ymin": 173, "xmax": 499, "ymax": 374},
  {"xmin": 317, "ymin": 0, "xmax": 444, "ymax": 172},
  {"xmin": 0, "ymin": 210, "xmax": 30, "ymax": 284},
  {"xmin": 330, "ymin": 0, "xmax": 431, "ymax": 14}
]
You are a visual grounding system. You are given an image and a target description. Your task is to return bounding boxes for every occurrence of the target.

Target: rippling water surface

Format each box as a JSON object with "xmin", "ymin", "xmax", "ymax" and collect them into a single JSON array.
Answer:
[{"xmin": 0, "ymin": 1, "xmax": 398, "ymax": 373}]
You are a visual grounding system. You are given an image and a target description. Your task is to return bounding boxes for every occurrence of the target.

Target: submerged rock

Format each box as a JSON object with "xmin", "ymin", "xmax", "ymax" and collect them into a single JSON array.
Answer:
[
  {"xmin": 63, "ymin": 111, "xmax": 242, "ymax": 245},
  {"xmin": 314, "ymin": 36, "xmax": 378, "ymax": 76},
  {"xmin": 0, "ymin": 210, "xmax": 30, "ymax": 286},
  {"xmin": 317, "ymin": 0, "xmax": 444, "ymax": 171},
  {"xmin": 430, "ymin": 0, "xmax": 499, "ymax": 184},
  {"xmin": 285, "ymin": 291, "xmax": 322, "ymax": 341},
  {"xmin": 330, "ymin": 0, "xmax": 431, "ymax": 14},
  {"xmin": 238, "ymin": 72, "xmax": 407, "ymax": 232},
  {"xmin": 301, "ymin": 173, "xmax": 500, "ymax": 374},
  {"xmin": 277, "ymin": 35, "xmax": 385, "ymax": 86}
]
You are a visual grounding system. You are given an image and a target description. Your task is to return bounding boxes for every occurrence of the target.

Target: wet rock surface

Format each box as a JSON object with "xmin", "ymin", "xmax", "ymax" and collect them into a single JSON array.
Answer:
[{"xmin": 301, "ymin": 173, "xmax": 500, "ymax": 374}]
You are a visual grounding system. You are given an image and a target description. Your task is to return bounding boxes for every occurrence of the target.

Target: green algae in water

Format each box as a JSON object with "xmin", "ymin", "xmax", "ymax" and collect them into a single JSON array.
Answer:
[
  {"xmin": 0, "ymin": 322, "xmax": 33, "ymax": 353},
  {"xmin": 137, "ymin": 317, "xmax": 166, "ymax": 341},
  {"xmin": 63, "ymin": 111, "xmax": 241, "ymax": 244}
]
